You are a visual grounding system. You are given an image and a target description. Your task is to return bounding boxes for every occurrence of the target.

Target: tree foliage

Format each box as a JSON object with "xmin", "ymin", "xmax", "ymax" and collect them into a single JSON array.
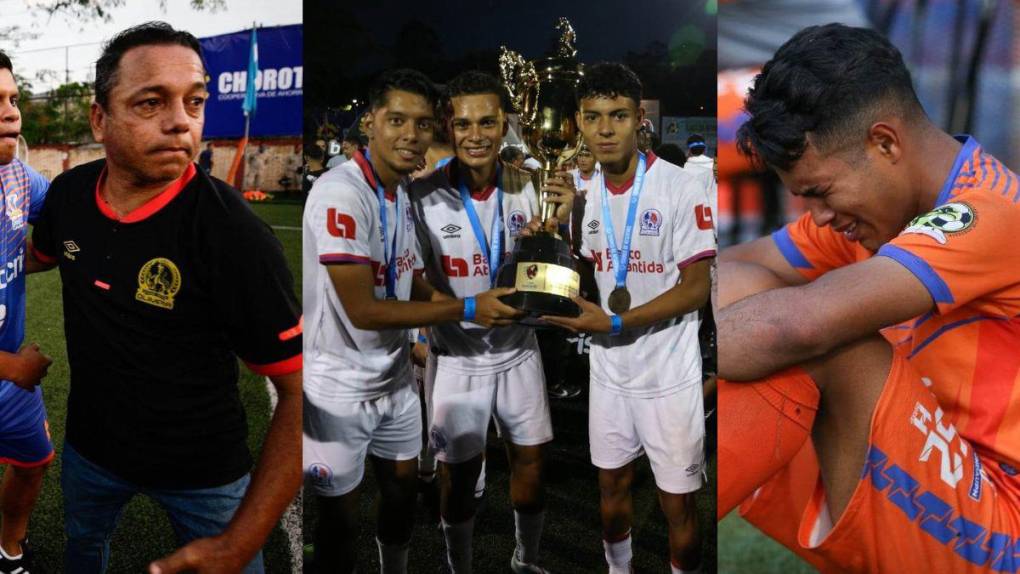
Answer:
[{"xmin": 20, "ymin": 82, "xmax": 95, "ymax": 145}]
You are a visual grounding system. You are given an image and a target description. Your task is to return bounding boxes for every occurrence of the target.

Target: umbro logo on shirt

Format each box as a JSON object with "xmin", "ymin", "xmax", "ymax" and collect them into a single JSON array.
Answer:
[
  {"xmin": 586, "ymin": 220, "xmax": 600, "ymax": 234},
  {"xmin": 440, "ymin": 224, "xmax": 461, "ymax": 238},
  {"xmin": 63, "ymin": 240, "xmax": 80, "ymax": 261}
]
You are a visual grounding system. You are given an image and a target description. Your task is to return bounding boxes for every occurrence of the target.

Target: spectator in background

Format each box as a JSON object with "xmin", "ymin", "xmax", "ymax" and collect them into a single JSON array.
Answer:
[
  {"xmin": 281, "ymin": 144, "xmax": 302, "ymax": 193},
  {"xmin": 637, "ymin": 118, "xmax": 659, "ymax": 153},
  {"xmin": 327, "ymin": 129, "xmax": 366, "ymax": 170},
  {"xmin": 683, "ymin": 133, "xmax": 713, "ymax": 177},
  {"xmin": 245, "ymin": 143, "xmax": 269, "ymax": 191},
  {"xmin": 198, "ymin": 142, "xmax": 213, "ymax": 173},
  {"xmin": 499, "ymin": 145, "xmax": 525, "ymax": 169}
]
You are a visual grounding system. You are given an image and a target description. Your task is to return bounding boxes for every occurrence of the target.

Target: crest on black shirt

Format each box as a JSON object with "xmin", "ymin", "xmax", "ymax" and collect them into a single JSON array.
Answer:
[{"xmin": 136, "ymin": 257, "xmax": 182, "ymax": 310}]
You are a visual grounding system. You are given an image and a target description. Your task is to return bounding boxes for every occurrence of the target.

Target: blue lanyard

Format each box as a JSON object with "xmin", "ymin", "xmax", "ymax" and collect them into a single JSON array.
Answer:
[
  {"xmin": 600, "ymin": 153, "xmax": 647, "ymax": 289},
  {"xmin": 364, "ymin": 150, "xmax": 400, "ymax": 299},
  {"xmin": 458, "ymin": 164, "xmax": 504, "ymax": 287}
]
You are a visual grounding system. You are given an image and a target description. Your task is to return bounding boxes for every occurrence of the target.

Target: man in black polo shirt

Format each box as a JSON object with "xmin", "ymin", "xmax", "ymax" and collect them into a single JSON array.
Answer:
[{"xmin": 28, "ymin": 22, "xmax": 302, "ymax": 573}]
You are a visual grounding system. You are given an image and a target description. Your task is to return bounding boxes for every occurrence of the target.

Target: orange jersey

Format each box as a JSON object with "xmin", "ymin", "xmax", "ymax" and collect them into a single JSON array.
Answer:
[{"xmin": 774, "ymin": 136, "xmax": 1020, "ymax": 479}]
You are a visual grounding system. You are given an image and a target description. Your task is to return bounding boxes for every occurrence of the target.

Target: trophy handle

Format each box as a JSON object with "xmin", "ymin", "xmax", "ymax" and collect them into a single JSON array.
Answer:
[{"xmin": 499, "ymin": 47, "xmax": 539, "ymax": 128}]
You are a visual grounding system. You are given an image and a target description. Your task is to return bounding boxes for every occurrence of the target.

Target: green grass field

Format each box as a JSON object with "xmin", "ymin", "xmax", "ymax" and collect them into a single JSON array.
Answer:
[
  {"xmin": 0, "ymin": 200, "xmax": 303, "ymax": 572},
  {"xmin": 719, "ymin": 513, "xmax": 813, "ymax": 573}
]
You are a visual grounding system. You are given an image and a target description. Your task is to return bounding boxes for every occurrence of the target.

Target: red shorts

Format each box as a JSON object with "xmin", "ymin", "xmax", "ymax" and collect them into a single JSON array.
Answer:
[{"xmin": 741, "ymin": 352, "xmax": 1020, "ymax": 573}]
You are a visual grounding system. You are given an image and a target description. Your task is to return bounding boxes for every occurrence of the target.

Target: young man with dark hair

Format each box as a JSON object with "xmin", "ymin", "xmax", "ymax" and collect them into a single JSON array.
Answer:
[
  {"xmin": 408, "ymin": 69, "xmax": 575, "ymax": 574},
  {"xmin": 303, "ymin": 68, "xmax": 522, "ymax": 573},
  {"xmin": 542, "ymin": 62, "xmax": 714, "ymax": 574},
  {"xmin": 718, "ymin": 23, "xmax": 1020, "ymax": 571},
  {"xmin": 27, "ymin": 22, "xmax": 303, "ymax": 573},
  {"xmin": 0, "ymin": 49, "xmax": 55, "ymax": 574}
]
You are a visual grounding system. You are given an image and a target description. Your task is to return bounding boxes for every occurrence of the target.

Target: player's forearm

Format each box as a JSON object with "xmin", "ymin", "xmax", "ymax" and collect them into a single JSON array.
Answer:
[
  {"xmin": 717, "ymin": 287, "xmax": 829, "ymax": 380},
  {"xmin": 619, "ymin": 264, "xmax": 710, "ymax": 330},
  {"xmin": 351, "ymin": 298, "xmax": 465, "ymax": 331},
  {"xmin": 219, "ymin": 370, "xmax": 303, "ymax": 562}
]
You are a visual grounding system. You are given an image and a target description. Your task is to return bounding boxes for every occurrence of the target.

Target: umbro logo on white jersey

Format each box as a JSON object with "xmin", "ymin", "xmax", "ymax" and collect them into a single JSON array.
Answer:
[
  {"xmin": 440, "ymin": 224, "xmax": 462, "ymax": 238},
  {"xmin": 586, "ymin": 220, "xmax": 600, "ymax": 234}
]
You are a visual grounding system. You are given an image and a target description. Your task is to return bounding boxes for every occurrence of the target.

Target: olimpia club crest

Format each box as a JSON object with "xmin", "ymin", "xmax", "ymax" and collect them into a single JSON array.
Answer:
[
  {"xmin": 902, "ymin": 202, "xmax": 976, "ymax": 245},
  {"xmin": 136, "ymin": 257, "xmax": 182, "ymax": 310}
]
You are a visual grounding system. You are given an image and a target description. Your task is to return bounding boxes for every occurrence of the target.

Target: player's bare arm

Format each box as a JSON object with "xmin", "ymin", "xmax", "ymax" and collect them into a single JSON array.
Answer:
[
  {"xmin": 331, "ymin": 263, "xmax": 522, "ymax": 330},
  {"xmin": 543, "ymin": 257, "xmax": 712, "ymax": 334},
  {"xmin": 0, "ymin": 343, "xmax": 52, "ymax": 391},
  {"xmin": 718, "ymin": 235, "xmax": 808, "ymax": 287},
  {"xmin": 718, "ymin": 256, "xmax": 933, "ymax": 380},
  {"xmin": 150, "ymin": 368, "xmax": 302, "ymax": 574}
]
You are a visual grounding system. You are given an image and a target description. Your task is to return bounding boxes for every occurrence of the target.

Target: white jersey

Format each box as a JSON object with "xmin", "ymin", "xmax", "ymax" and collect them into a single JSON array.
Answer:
[
  {"xmin": 581, "ymin": 151, "xmax": 716, "ymax": 397},
  {"xmin": 409, "ymin": 160, "xmax": 540, "ymax": 375},
  {"xmin": 683, "ymin": 154, "xmax": 714, "ymax": 177},
  {"xmin": 303, "ymin": 151, "xmax": 421, "ymax": 401}
]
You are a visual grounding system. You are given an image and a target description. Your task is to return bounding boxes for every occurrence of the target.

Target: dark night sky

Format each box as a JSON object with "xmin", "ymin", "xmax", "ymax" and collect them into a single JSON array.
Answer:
[{"xmin": 305, "ymin": 0, "xmax": 717, "ymax": 137}]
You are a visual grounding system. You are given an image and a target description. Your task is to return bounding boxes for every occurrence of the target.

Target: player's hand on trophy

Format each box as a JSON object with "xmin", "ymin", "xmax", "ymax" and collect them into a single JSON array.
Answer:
[
  {"xmin": 412, "ymin": 340, "xmax": 429, "ymax": 367},
  {"xmin": 520, "ymin": 214, "xmax": 561, "ymax": 237},
  {"xmin": 542, "ymin": 169, "xmax": 576, "ymax": 221},
  {"xmin": 10, "ymin": 343, "xmax": 52, "ymax": 391},
  {"xmin": 541, "ymin": 296, "xmax": 612, "ymax": 334},
  {"xmin": 472, "ymin": 287, "xmax": 524, "ymax": 327}
]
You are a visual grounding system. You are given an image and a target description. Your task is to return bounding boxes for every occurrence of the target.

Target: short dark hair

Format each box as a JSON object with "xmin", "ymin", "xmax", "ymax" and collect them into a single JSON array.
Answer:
[
  {"xmin": 576, "ymin": 62, "xmax": 642, "ymax": 107},
  {"xmin": 446, "ymin": 70, "xmax": 505, "ymax": 110},
  {"xmin": 655, "ymin": 143, "xmax": 687, "ymax": 168},
  {"xmin": 368, "ymin": 68, "xmax": 440, "ymax": 111},
  {"xmin": 95, "ymin": 22, "xmax": 204, "ymax": 109},
  {"xmin": 343, "ymin": 127, "xmax": 366, "ymax": 146},
  {"xmin": 0, "ymin": 50, "xmax": 12, "ymax": 73},
  {"xmin": 737, "ymin": 24, "xmax": 925, "ymax": 171}
]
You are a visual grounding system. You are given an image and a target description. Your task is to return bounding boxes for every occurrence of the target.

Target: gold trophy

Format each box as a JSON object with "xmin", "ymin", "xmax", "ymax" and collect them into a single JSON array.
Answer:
[{"xmin": 495, "ymin": 17, "xmax": 583, "ymax": 324}]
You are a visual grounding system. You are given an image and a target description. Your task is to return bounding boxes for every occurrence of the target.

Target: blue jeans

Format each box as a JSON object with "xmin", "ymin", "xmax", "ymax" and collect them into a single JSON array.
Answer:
[{"xmin": 61, "ymin": 442, "xmax": 264, "ymax": 573}]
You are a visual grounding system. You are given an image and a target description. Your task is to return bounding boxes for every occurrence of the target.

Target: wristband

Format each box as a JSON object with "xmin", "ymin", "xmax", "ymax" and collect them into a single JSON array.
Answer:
[
  {"xmin": 417, "ymin": 334, "xmax": 427, "ymax": 344},
  {"xmin": 609, "ymin": 315, "xmax": 623, "ymax": 336},
  {"xmin": 463, "ymin": 296, "xmax": 476, "ymax": 322}
]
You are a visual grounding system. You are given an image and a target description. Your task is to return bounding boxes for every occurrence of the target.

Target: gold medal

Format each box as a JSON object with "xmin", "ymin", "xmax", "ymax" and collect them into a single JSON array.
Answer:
[{"xmin": 608, "ymin": 287, "xmax": 631, "ymax": 314}]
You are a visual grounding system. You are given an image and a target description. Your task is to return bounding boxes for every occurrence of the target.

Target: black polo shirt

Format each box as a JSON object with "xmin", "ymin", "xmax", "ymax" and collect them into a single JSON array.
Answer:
[{"xmin": 32, "ymin": 159, "xmax": 302, "ymax": 489}]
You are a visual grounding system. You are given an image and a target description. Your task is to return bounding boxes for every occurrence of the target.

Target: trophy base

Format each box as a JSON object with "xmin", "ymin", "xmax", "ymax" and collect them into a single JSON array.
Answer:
[
  {"xmin": 496, "ymin": 232, "xmax": 581, "ymax": 327},
  {"xmin": 500, "ymin": 289, "xmax": 580, "ymax": 327}
]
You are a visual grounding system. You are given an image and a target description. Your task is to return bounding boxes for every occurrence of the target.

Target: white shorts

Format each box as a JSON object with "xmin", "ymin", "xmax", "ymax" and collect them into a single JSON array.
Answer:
[
  {"xmin": 429, "ymin": 351, "xmax": 553, "ymax": 464},
  {"xmin": 589, "ymin": 382, "xmax": 705, "ymax": 494},
  {"xmin": 303, "ymin": 383, "xmax": 422, "ymax": 496}
]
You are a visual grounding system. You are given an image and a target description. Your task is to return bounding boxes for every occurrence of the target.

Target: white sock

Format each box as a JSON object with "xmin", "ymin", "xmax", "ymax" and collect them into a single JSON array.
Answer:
[
  {"xmin": 513, "ymin": 509, "xmax": 544, "ymax": 564},
  {"xmin": 474, "ymin": 459, "xmax": 486, "ymax": 498},
  {"xmin": 376, "ymin": 537, "xmax": 409, "ymax": 574},
  {"xmin": 603, "ymin": 533, "xmax": 632, "ymax": 574},
  {"xmin": 442, "ymin": 517, "xmax": 474, "ymax": 574},
  {"xmin": 0, "ymin": 544, "xmax": 22, "ymax": 561},
  {"xmin": 673, "ymin": 564, "xmax": 701, "ymax": 574}
]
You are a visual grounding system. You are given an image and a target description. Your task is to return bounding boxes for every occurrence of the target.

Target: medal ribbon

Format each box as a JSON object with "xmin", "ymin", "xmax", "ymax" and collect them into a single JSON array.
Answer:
[
  {"xmin": 364, "ymin": 150, "xmax": 400, "ymax": 299},
  {"xmin": 459, "ymin": 164, "xmax": 504, "ymax": 287},
  {"xmin": 600, "ymin": 152, "xmax": 647, "ymax": 290}
]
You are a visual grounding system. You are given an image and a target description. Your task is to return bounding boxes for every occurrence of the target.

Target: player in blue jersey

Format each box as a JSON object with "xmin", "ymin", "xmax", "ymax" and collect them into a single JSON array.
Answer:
[{"xmin": 0, "ymin": 49, "xmax": 55, "ymax": 574}]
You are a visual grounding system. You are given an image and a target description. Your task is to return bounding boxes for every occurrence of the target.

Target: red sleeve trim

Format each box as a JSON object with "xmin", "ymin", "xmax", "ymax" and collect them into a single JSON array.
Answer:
[
  {"xmin": 320, "ymin": 253, "xmax": 371, "ymax": 264},
  {"xmin": 413, "ymin": 268, "xmax": 426, "ymax": 276},
  {"xmin": 246, "ymin": 353, "xmax": 302, "ymax": 377},
  {"xmin": 278, "ymin": 317, "xmax": 303, "ymax": 342},
  {"xmin": 677, "ymin": 249, "xmax": 716, "ymax": 270},
  {"xmin": 1, "ymin": 448, "xmax": 55, "ymax": 468},
  {"xmin": 31, "ymin": 244, "xmax": 57, "ymax": 264}
]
